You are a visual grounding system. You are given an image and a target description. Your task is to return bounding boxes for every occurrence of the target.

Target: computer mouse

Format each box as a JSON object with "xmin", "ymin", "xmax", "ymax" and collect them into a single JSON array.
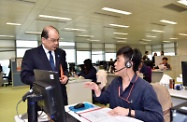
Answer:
[{"xmin": 73, "ymin": 103, "xmax": 85, "ymax": 109}]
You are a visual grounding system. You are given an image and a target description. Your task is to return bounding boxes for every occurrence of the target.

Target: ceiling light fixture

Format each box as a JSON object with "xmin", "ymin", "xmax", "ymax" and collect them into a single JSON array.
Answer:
[
  {"xmin": 6, "ymin": 22, "xmax": 21, "ymax": 25},
  {"xmin": 102, "ymin": 7, "xmax": 132, "ymax": 15},
  {"xmin": 179, "ymin": 33, "xmax": 187, "ymax": 36},
  {"xmin": 25, "ymin": 31, "xmax": 41, "ymax": 35},
  {"xmin": 77, "ymin": 35, "xmax": 94, "ymax": 38},
  {"xmin": 142, "ymin": 39, "xmax": 151, "ymax": 41},
  {"xmin": 169, "ymin": 38, "xmax": 178, "ymax": 40},
  {"xmin": 64, "ymin": 28, "xmax": 85, "ymax": 32},
  {"xmin": 177, "ymin": 0, "xmax": 187, "ymax": 6},
  {"xmin": 163, "ymin": 41, "xmax": 170, "ymax": 43},
  {"xmin": 114, "ymin": 37, "xmax": 127, "ymax": 40},
  {"xmin": 152, "ymin": 30, "xmax": 164, "ymax": 33},
  {"xmin": 113, "ymin": 32, "xmax": 128, "ymax": 35},
  {"xmin": 0, "ymin": 35, "xmax": 14, "ymax": 37},
  {"xmin": 146, "ymin": 35, "xmax": 157, "ymax": 38},
  {"xmin": 109, "ymin": 24, "xmax": 129, "ymax": 28},
  {"xmin": 39, "ymin": 15, "xmax": 72, "ymax": 21},
  {"xmin": 117, "ymin": 41, "xmax": 127, "ymax": 43},
  {"xmin": 160, "ymin": 19, "xmax": 177, "ymax": 24}
]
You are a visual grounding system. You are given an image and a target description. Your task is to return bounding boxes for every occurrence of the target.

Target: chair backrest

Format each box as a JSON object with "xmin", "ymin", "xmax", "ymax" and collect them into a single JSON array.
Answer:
[{"xmin": 151, "ymin": 83, "xmax": 172, "ymax": 122}]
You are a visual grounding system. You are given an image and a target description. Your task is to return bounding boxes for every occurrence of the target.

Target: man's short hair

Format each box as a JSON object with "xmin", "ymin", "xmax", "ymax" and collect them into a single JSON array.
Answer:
[
  {"xmin": 116, "ymin": 46, "xmax": 142, "ymax": 72},
  {"xmin": 162, "ymin": 57, "xmax": 168, "ymax": 61},
  {"xmin": 145, "ymin": 51, "xmax": 148, "ymax": 54},
  {"xmin": 41, "ymin": 26, "xmax": 59, "ymax": 39}
]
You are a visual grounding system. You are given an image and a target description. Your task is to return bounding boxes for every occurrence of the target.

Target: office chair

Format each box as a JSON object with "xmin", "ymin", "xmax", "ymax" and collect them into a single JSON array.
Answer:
[{"xmin": 151, "ymin": 82, "xmax": 172, "ymax": 122}]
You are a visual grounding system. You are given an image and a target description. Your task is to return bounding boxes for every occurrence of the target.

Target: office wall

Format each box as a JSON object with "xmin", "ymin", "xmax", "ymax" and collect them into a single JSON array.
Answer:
[
  {"xmin": 177, "ymin": 40, "xmax": 187, "ymax": 55},
  {"xmin": 0, "ymin": 51, "xmax": 15, "ymax": 60}
]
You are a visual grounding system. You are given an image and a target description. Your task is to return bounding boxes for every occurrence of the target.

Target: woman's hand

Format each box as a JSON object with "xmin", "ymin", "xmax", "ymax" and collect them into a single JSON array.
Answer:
[{"xmin": 84, "ymin": 82, "xmax": 101, "ymax": 97}]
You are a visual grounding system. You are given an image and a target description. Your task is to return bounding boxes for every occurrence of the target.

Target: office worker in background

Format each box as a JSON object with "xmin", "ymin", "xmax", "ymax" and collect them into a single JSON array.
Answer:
[
  {"xmin": 137, "ymin": 59, "xmax": 152, "ymax": 83},
  {"xmin": 0, "ymin": 63, "xmax": 2, "ymax": 73},
  {"xmin": 85, "ymin": 46, "xmax": 163, "ymax": 122},
  {"xmin": 76, "ymin": 59, "xmax": 97, "ymax": 82},
  {"xmin": 152, "ymin": 52, "xmax": 157, "ymax": 66},
  {"xmin": 20, "ymin": 26, "xmax": 69, "ymax": 105},
  {"xmin": 158, "ymin": 57, "xmax": 172, "ymax": 70},
  {"xmin": 142, "ymin": 51, "xmax": 149, "ymax": 61},
  {"xmin": 160, "ymin": 51, "xmax": 164, "ymax": 56}
]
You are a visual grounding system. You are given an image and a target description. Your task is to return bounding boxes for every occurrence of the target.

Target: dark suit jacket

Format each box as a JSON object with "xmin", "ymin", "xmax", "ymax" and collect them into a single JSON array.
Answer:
[{"xmin": 20, "ymin": 45, "xmax": 69, "ymax": 105}]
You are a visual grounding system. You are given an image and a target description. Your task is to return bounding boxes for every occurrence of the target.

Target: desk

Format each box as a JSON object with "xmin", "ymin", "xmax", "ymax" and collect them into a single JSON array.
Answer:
[
  {"xmin": 168, "ymin": 89, "xmax": 187, "ymax": 106},
  {"xmin": 67, "ymin": 78, "xmax": 92, "ymax": 104},
  {"xmin": 65, "ymin": 102, "xmax": 143, "ymax": 122}
]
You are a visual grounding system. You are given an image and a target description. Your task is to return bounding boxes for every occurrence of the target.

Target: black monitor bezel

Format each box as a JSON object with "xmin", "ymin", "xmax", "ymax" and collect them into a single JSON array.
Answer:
[{"xmin": 33, "ymin": 69, "xmax": 66, "ymax": 122}]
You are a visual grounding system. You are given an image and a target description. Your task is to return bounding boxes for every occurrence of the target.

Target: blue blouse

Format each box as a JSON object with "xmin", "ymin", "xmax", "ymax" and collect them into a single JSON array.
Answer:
[
  {"xmin": 95, "ymin": 75, "xmax": 164, "ymax": 122},
  {"xmin": 79, "ymin": 67, "xmax": 97, "ymax": 82}
]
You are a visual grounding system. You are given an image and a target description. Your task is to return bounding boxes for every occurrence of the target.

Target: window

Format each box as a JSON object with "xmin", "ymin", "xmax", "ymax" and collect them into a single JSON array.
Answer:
[{"xmin": 76, "ymin": 51, "xmax": 90, "ymax": 64}]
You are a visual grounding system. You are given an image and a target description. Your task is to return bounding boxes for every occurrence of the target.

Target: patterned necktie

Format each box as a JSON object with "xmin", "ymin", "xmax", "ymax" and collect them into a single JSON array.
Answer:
[{"xmin": 48, "ymin": 51, "xmax": 56, "ymax": 71}]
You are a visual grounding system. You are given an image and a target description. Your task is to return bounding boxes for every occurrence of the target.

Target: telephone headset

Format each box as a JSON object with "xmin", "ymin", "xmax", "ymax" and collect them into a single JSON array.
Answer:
[
  {"xmin": 115, "ymin": 53, "xmax": 134, "ymax": 72},
  {"xmin": 125, "ymin": 53, "xmax": 134, "ymax": 68}
]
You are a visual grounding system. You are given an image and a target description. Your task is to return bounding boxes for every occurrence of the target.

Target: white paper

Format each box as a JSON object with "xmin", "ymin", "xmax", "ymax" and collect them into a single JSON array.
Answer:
[{"xmin": 79, "ymin": 108, "xmax": 143, "ymax": 122}]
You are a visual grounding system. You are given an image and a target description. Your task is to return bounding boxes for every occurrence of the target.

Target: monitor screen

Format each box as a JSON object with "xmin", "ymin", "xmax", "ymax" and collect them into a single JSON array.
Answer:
[
  {"xmin": 181, "ymin": 61, "xmax": 187, "ymax": 87},
  {"xmin": 33, "ymin": 69, "xmax": 66, "ymax": 122}
]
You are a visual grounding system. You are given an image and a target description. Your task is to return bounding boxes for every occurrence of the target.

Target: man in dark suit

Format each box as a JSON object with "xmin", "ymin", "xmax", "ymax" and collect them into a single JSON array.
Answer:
[{"xmin": 20, "ymin": 26, "xmax": 69, "ymax": 105}]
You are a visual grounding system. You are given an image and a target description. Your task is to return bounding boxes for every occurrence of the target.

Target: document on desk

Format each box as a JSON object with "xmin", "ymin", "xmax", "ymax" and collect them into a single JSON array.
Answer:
[{"xmin": 79, "ymin": 108, "xmax": 143, "ymax": 122}]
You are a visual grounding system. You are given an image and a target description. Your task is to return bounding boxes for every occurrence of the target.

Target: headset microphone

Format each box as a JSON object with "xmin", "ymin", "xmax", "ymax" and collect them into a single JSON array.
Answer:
[{"xmin": 114, "ymin": 66, "xmax": 127, "ymax": 72}]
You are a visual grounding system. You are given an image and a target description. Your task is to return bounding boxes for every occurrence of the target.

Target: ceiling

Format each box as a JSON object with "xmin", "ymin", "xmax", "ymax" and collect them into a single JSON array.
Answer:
[{"xmin": 0, "ymin": 0, "xmax": 187, "ymax": 45}]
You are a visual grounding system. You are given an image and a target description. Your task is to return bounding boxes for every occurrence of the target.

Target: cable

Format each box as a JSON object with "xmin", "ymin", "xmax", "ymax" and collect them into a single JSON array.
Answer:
[{"xmin": 16, "ymin": 99, "xmax": 25, "ymax": 122}]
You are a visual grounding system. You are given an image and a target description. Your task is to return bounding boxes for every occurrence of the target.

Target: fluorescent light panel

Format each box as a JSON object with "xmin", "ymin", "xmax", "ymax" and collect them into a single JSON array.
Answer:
[
  {"xmin": 77, "ymin": 35, "xmax": 94, "ymax": 38},
  {"xmin": 152, "ymin": 30, "xmax": 164, "ymax": 33},
  {"xmin": 117, "ymin": 41, "xmax": 127, "ymax": 43},
  {"xmin": 25, "ymin": 31, "xmax": 41, "ymax": 35},
  {"xmin": 64, "ymin": 28, "xmax": 85, "ymax": 32},
  {"xmin": 109, "ymin": 24, "xmax": 129, "ymax": 28},
  {"xmin": 6, "ymin": 22, "xmax": 21, "ymax": 25},
  {"xmin": 0, "ymin": 35, "xmax": 14, "ymax": 37},
  {"xmin": 39, "ymin": 15, "xmax": 71, "ymax": 21},
  {"xmin": 102, "ymin": 7, "xmax": 132, "ymax": 15},
  {"xmin": 169, "ymin": 38, "xmax": 178, "ymax": 40},
  {"xmin": 146, "ymin": 35, "xmax": 157, "ymax": 38},
  {"xmin": 142, "ymin": 39, "xmax": 151, "ymax": 42},
  {"xmin": 113, "ymin": 32, "xmax": 128, "ymax": 35},
  {"xmin": 163, "ymin": 41, "xmax": 170, "ymax": 42},
  {"xmin": 177, "ymin": 0, "xmax": 187, "ymax": 6},
  {"xmin": 179, "ymin": 33, "xmax": 187, "ymax": 36},
  {"xmin": 114, "ymin": 37, "xmax": 127, "ymax": 40},
  {"xmin": 160, "ymin": 19, "xmax": 177, "ymax": 25}
]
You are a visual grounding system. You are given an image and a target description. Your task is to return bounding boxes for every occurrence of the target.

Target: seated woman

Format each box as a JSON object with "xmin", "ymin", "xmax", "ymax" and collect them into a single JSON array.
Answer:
[{"xmin": 77, "ymin": 59, "xmax": 97, "ymax": 82}]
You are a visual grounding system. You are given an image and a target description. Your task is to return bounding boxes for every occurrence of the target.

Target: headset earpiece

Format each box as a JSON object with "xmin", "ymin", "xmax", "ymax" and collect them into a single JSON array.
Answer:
[
  {"xmin": 125, "ymin": 61, "xmax": 132, "ymax": 68},
  {"xmin": 125, "ymin": 54, "xmax": 134, "ymax": 68}
]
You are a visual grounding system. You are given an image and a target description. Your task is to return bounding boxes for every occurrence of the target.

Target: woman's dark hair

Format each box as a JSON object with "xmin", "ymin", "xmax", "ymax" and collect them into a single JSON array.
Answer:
[
  {"xmin": 41, "ymin": 26, "xmax": 59, "ymax": 39},
  {"xmin": 84, "ymin": 59, "xmax": 93, "ymax": 73},
  {"xmin": 116, "ymin": 46, "xmax": 142, "ymax": 72}
]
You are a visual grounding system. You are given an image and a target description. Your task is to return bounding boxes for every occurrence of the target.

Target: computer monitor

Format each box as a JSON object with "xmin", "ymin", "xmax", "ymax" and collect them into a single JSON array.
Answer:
[
  {"xmin": 181, "ymin": 61, "xmax": 187, "ymax": 88},
  {"xmin": 33, "ymin": 69, "xmax": 66, "ymax": 122}
]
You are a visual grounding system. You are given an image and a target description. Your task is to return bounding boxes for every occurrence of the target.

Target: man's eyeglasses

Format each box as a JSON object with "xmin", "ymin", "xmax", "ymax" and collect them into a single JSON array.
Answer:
[{"xmin": 46, "ymin": 38, "xmax": 60, "ymax": 43}]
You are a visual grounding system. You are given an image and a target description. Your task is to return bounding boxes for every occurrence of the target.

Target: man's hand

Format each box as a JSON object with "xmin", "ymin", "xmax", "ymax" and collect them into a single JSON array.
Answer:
[
  {"xmin": 108, "ymin": 106, "xmax": 129, "ymax": 116},
  {"xmin": 59, "ymin": 75, "xmax": 68, "ymax": 84},
  {"xmin": 84, "ymin": 82, "xmax": 101, "ymax": 97}
]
